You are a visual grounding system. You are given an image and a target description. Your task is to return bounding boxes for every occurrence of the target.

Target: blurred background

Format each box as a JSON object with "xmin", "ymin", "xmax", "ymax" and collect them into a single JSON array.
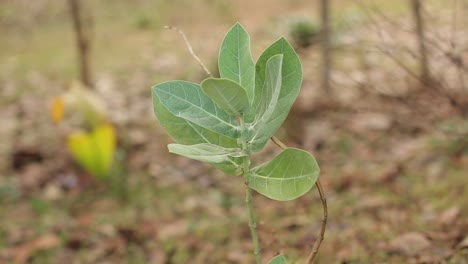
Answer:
[{"xmin": 1, "ymin": 0, "xmax": 467, "ymax": 263}]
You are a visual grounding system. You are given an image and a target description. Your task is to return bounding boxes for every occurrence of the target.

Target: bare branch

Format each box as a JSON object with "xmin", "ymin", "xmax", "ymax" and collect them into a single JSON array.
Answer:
[
  {"xmin": 164, "ymin": 25, "xmax": 212, "ymax": 77},
  {"xmin": 319, "ymin": 0, "xmax": 332, "ymax": 96},
  {"xmin": 411, "ymin": 0, "xmax": 431, "ymax": 82},
  {"xmin": 450, "ymin": 0, "xmax": 459, "ymax": 49},
  {"xmin": 68, "ymin": 0, "xmax": 93, "ymax": 88}
]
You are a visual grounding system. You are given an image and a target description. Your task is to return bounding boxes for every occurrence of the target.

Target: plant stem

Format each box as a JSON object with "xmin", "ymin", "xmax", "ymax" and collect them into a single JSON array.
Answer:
[
  {"xmin": 271, "ymin": 136, "xmax": 327, "ymax": 264},
  {"xmin": 306, "ymin": 179, "xmax": 327, "ymax": 264},
  {"xmin": 245, "ymin": 185, "xmax": 262, "ymax": 264},
  {"xmin": 239, "ymin": 116, "xmax": 262, "ymax": 264}
]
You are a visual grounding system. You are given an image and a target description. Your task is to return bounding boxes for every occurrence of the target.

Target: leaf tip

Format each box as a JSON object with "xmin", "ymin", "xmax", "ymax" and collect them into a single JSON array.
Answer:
[
  {"xmin": 229, "ymin": 22, "xmax": 248, "ymax": 34},
  {"xmin": 274, "ymin": 37, "xmax": 294, "ymax": 50},
  {"xmin": 233, "ymin": 21, "xmax": 243, "ymax": 28}
]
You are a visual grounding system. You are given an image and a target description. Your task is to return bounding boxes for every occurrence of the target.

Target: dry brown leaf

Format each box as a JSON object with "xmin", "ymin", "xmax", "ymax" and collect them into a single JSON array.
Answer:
[
  {"xmin": 458, "ymin": 236, "xmax": 468, "ymax": 249},
  {"xmin": 358, "ymin": 195, "xmax": 388, "ymax": 211},
  {"xmin": 43, "ymin": 183, "xmax": 63, "ymax": 201},
  {"xmin": 438, "ymin": 207, "xmax": 460, "ymax": 227},
  {"xmin": 13, "ymin": 233, "xmax": 60, "ymax": 264},
  {"xmin": 157, "ymin": 220, "xmax": 188, "ymax": 240},
  {"xmin": 349, "ymin": 112, "xmax": 393, "ymax": 132},
  {"xmin": 18, "ymin": 164, "xmax": 47, "ymax": 190},
  {"xmin": 387, "ymin": 232, "xmax": 432, "ymax": 256}
]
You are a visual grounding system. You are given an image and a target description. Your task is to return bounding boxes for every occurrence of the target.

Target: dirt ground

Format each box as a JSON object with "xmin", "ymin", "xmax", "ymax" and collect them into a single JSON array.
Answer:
[{"xmin": 0, "ymin": 0, "xmax": 467, "ymax": 263}]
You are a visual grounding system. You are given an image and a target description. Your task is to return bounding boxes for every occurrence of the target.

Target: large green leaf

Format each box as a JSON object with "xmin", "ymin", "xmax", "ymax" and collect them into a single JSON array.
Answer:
[
  {"xmin": 168, "ymin": 143, "xmax": 244, "ymax": 164},
  {"xmin": 268, "ymin": 255, "xmax": 288, "ymax": 264},
  {"xmin": 218, "ymin": 23, "xmax": 255, "ymax": 104},
  {"xmin": 248, "ymin": 38, "xmax": 302, "ymax": 151},
  {"xmin": 154, "ymin": 81, "xmax": 240, "ymax": 138},
  {"xmin": 201, "ymin": 78, "xmax": 249, "ymax": 116},
  {"xmin": 152, "ymin": 87, "xmax": 235, "ymax": 146},
  {"xmin": 248, "ymin": 148, "xmax": 319, "ymax": 201},
  {"xmin": 250, "ymin": 54, "xmax": 283, "ymax": 142},
  {"xmin": 152, "ymin": 83, "xmax": 242, "ymax": 175}
]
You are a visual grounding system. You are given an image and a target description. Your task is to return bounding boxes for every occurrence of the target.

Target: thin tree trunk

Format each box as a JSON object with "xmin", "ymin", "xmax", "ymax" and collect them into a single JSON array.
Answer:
[
  {"xmin": 411, "ymin": 0, "xmax": 430, "ymax": 83},
  {"xmin": 68, "ymin": 0, "xmax": 93, "ymax": 88},
  {"xmin": 320, "ymin": 0, "xmax": 331, "ymax": 96}
]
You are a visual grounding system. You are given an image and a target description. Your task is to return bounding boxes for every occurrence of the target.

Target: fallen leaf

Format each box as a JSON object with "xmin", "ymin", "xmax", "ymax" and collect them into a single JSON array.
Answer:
[
  {"xmin": 157, "ymin": 220, "xmax": 188, "ymax": 240},
  {"xmin": 438, "ymin": 207, "xmax": 460, "ymax": 227},
  {"xmin": 18, "ymin": 164, "xmax": 47, "ymax": 190},
  {"xmin": 375, "ymin": 164, "xmax": 403, "ymax": 183},
  {"xmin": 458, "ymin": 236, "xmax": 468, "ymax": 249},
  {"xmin": 358, "ymin": 195, "xmax": 388, "ymax": 211},
  {"xmin": 43, "ymin": 183, "xmax": 63, "ymax": 201},
  {"xmin": 387, "ymin": 232, "xmax": 431, "ymax": 256},
  {"xmin": 13, "ymin": 233, "xmax": 60, "ymax": 263},
  {"xmin": 65, "ymin": 232, "xmax": 86, "ymax": 250},
  {"xmin": 349, "ymin": 112, "xmax": 393, "ymax": 132}
]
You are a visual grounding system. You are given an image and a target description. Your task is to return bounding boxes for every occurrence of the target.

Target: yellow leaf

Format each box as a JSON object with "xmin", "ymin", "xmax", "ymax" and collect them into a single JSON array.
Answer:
[
  {"xmin": 91, "ymin": 124, "xmax": 116, "ymax": 177},
  {"xmin": 67, "ymin": 124, "xmax": 116, "ymax": 178},
  {"xmin": 67, "ymin": 131, "xmax": 96, "ymax": 176}
]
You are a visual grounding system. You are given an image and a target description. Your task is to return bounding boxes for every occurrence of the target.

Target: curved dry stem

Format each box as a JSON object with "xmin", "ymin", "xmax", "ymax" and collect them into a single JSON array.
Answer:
[
  {"xmin": 271, "ymin": 136, "xmax": 328, "ymax": 264},
  {"xmin": 164, "ymin": 25, "xmax": 212, "ymax": 77},
  {"xmin": 305, "ymin": 180, "xmax": 327, "ymax": 264}
]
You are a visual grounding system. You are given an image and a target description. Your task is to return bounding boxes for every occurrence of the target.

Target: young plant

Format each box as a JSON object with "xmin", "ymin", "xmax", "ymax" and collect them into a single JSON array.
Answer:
[
  {"xmin": 51, "ymin": 82, "xmax": 116, "ymax": 180},
  {"xmin": 152, "ymin": 23, "xmax": 321, "ymax": 263}
]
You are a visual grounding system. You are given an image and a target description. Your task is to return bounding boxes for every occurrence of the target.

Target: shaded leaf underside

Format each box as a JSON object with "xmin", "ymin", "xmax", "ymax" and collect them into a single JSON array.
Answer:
[
  {"xmin": 248, "ymin": 148, "xmax": 319, "ymax": 201},
  {"xmin": 155, "ymin": 81, "xmax": 239, "ymax": 138},
  {"xmin": 201, "ymin": 78, "xmax": 250, "ymax": 116},
  {"xmin": 152, "ymin": 81, "xmax": 242, "ymax": 175},
  {"xmin": 168, "ymin": 143, "xmax": 243, "ymax": 164}
]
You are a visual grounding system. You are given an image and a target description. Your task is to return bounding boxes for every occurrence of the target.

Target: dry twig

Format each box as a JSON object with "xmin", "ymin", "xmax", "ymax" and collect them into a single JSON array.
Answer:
[
  {"xmin": 164, "ymin": 25, "xmax": 212, "ymax": 76},
  {"xmin": 271, "ymin": 136, "xmax": 328, "ymax": 264}
]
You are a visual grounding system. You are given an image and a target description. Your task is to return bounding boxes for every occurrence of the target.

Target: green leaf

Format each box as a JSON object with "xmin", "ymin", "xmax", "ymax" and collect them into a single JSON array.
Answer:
[
  {"xmin": 219, "ymin": 23, "xmax": 255, "ymax": 104},
  {"xmin": 248, "ymin": 38, "xmax": 302, "ymax": 151},
  {"xmin": 154, "ymin": 81, "xmax": 240, "ymax": 138},
  {"xmin": 168, "ymin": 143, "xmax": 244, "ymax": 164},
  {"xmin": 250, "ymin": 54, "xmax": 283, "ymax": 140},
  {"xmin": 152, "ymin": 83, "xmax": 242, "ymax": 175},
  {"xmin": 201, "ymin": 78, "xmax": 250, "ymax": 116},
  {"xmin": 152, "ymin": 85, "xmax": 235, "ymax": 147},
  {"xmin": 268, "ymin": 255, "xmax": 288, "ymax": 264},
  {"xmin": 248, "ymin": 148, "xmax": 319, "ymax": 201}
]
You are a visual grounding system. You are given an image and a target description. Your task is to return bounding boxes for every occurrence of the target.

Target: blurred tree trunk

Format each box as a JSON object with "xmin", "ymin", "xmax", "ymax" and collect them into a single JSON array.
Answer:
[
  {"xmin": 411, "ymin": 0, "xmax": 430, "ymax": 83},
  {"xmin": 320, "ymin": 0, "xmax": 331, "ymax": 96},
  {"xmin": 68, "ymin": 0, "xmax": 93, "ymax": 88}
]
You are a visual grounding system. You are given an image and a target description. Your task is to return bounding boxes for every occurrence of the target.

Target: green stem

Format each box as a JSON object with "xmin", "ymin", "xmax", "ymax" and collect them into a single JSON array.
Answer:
[
  {"xmin": 239, "ymin": 116, "xmax": 262, "ymax": 264},
  {"xmin": 245, "ymin": 185, "xmax": 262, "ymax": 264}
]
